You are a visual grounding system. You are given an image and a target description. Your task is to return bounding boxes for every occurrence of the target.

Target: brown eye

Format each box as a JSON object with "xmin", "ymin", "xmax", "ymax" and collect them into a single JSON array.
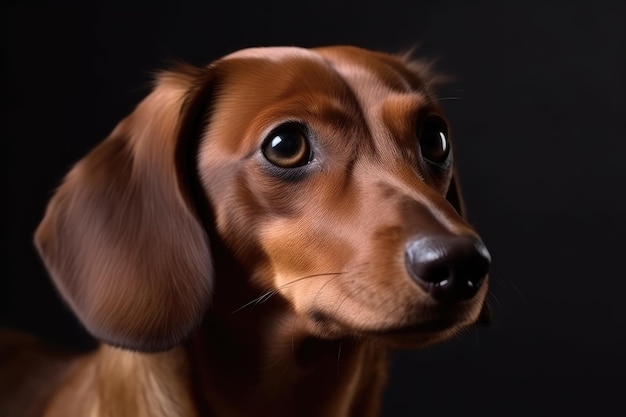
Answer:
[
  {"xmin": 419, "ymin": 115, "xmax": 450, "ymax": 164},
  {"xmin": 262, "ymin": 124, "xmax": 311, "ymax": 168}
]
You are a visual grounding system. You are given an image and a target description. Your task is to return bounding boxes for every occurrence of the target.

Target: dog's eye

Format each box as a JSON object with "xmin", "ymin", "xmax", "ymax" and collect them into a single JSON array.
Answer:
[
  {"xmin": 262, "ymin": 125, "xmax": 311, "ymax": 168},
  {"xmin": 419, "ymin": 115, "xmax": 450, "ymax": 164}
]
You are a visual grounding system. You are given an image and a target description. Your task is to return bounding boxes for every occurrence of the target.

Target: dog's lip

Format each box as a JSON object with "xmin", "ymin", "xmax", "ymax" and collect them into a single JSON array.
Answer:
[
  {"xmin": 372, "ymin": 317, "xmax": 460, "ymax": 336},
  {"xmin": 310, "ymin": 309, "xmax": 463, "ymax": 338},
  {"xmin": 362, "ymin": 315, "xmax": 476, "ymax": 348}
]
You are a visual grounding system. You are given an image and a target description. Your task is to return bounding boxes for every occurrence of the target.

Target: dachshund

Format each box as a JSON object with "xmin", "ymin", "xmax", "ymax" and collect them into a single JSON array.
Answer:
[{"xmin": 0, "ymin": 45, "xmax": 491, "ymax": 417}]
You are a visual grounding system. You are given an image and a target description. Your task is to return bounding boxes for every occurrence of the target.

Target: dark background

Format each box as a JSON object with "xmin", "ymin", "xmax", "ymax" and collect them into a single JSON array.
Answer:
[{"xmin": 2, "ymin": 1, "xmax": 625, "ymax": 416}]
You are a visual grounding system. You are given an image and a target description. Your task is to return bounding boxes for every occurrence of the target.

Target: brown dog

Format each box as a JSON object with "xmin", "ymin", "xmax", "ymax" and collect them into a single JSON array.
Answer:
[{"xmin": 1, "ymin": 45, "xmax": 490, "ymax": 417}]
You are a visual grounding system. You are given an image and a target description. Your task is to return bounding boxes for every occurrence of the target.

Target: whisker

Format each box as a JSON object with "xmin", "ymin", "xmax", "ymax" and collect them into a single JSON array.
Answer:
[
  {"xmin": 286, "ymin": 301, "xmax": 301, "ymax": 354},
  {"xmin": 473, "ymin": 326, "xmax": 481, "ymax": 347},
  {"xmin": 508, "ymin": 282, "xmax": 526, "ymax": 304},
  {"xmin": 328, "ymin": 276, "xmax": 377, "ymax": 326},
  {"xmin": 232, "ymin": 271, "xmax": 346, "ymax": 313},
  {"xmin": 232, "ymin": 290, "xmax": 279, "ymax": 313},
  {"xmin": 487, "ymin": 290, "xmax": 504, "ymax": 308},
  {"xmin": 291, "ymin": 314, "xmax": 297, "ymax": 354},
  {"xmin": 336, "ymin": 341, "xmax": 342, "ymax": 379},
  {"xmin": 311, "ymin": 272, "xmax": 344, "ymax": 308},
  {"xmin": 326, "ymin": 262, "xmax": 390, "ymax": 320},
  {"xmin": 291, "ymin": 272, "xmax": 346, "ymax": 352}
]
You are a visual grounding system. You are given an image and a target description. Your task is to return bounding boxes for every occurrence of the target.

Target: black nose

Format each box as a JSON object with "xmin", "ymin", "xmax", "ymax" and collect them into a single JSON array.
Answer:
[{"xmin": 405, "ymin": 235, "xmax": 491, "ymax": 303}]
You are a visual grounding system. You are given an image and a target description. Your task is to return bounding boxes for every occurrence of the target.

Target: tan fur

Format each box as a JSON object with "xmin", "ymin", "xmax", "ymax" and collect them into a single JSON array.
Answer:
[
  {"xmin": 41, "ymin": 346, "xmax": 195, "ymax": 417},
  {"xmin": 2, "ymin": 45, "xmax": 490, "ymax": 416}
]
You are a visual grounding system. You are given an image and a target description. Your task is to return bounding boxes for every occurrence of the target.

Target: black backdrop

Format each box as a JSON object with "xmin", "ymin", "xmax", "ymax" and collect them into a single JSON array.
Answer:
[{"xmin": 2, "ymin": 1, "xmax": 625, "ymax": 416}]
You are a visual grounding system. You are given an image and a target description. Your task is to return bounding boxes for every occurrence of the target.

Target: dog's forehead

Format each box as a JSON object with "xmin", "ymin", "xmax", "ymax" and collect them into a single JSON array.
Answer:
[
  {"xmin": 222, "ymin": 46, "xmax": 319, "ymax": 62},
  {"xmin": 313, "ymin": 46, "xmax": 417, "ymax": 91},
  {"xmin": 220, "ymin": 45, "xmax": 419, "ymax": 92}
]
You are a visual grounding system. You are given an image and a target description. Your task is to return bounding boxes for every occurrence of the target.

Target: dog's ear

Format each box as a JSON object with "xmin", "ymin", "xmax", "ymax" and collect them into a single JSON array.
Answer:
[
  {"xmin": 34, "ymin": 66, "xmax": 215, "ymax": 352},
  {"xmin": 445, "ymin": 171, "xmax": 466, "ymax": 217}
]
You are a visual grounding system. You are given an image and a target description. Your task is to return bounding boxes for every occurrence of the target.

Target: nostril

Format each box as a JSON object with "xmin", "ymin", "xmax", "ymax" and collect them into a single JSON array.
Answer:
[
  {"xmin": 405, "ymin": 235, "xmax": 490, "ymax": 303},
  {"xmin": 428, "ymin": 265, "xmax": 451, "ymax": 286}
]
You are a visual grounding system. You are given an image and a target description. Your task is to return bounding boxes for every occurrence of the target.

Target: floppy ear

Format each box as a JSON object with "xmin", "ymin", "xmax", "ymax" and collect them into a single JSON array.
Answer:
[
  {"xmin": 34, "ymin": 67, "xmax": 215, "ymax": 352},
  {"xmin": 445, "ymin": 171, "xmax": 466, "ymax": 217}
]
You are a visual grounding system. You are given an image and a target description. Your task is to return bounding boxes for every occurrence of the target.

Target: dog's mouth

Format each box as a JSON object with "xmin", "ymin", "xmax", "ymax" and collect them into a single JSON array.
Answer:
[
  {"xmin": 378, "ymin": 317, "xmax": 460, "ymax": 335},
  {"xmin": 366, "ymin": 318, "xmax": 467, "ymax": 348},
  {"xmin": 307, "ymin": 305, "xmax": 477, "ymax": 348}
]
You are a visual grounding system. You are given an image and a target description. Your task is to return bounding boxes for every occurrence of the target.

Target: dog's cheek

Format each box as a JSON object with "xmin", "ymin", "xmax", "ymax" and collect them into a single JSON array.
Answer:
[
  {"xmin": 258, "ymin": 218, "xmax": 355, "ymax": 308},
  {"xmin": 197, "ymin": 160, "xmax": 263, "ymax": 253}
]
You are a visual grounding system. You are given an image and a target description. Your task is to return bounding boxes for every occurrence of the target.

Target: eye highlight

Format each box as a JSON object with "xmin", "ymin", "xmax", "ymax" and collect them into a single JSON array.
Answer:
[
  {"xmin": 262, "ymin": 124, "xmax": 312, "ymax": 168},
  {"xmin": 418, "ymin": 115, "xmax": 450, "ymax": 164}
]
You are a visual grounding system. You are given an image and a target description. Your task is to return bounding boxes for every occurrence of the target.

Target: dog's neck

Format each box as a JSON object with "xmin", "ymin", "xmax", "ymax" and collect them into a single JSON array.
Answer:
[
  {"xmin": 44, "ymin": 277, "xmax": 387, "ymax": 417},
  {"xmin": 48, "ymin": 314, "xmax": 386, "ymax": 417},
  {"xmin": 183, "ymin": 296, "xmax": 387, "ymax": 417}
]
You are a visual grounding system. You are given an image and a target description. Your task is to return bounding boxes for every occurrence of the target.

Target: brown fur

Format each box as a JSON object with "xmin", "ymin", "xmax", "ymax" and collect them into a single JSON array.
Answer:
[{"xmin": 1, "ymin": 45, "xmax": 490, "ymax": 417}]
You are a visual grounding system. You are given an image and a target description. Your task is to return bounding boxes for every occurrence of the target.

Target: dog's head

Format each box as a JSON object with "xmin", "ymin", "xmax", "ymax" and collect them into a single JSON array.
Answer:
[{"xmin": 35, "ymin": 46, "xmax": 490, "ymax": 352}]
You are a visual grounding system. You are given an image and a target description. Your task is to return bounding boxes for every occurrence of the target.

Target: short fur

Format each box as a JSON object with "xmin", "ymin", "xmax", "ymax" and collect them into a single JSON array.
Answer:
[{"xmin": 1, "ymin": 45, "xmax": 490, "ymax": 417}]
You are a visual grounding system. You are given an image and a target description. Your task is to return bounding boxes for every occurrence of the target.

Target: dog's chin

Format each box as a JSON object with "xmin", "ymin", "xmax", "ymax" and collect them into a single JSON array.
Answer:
[
  {"xmin": 364, "ymin": 322, "xmax": 467, "ymax": 349},
  {"xmin": 305, "ymin": 310, "xmax": 477, "ymax": 349}
]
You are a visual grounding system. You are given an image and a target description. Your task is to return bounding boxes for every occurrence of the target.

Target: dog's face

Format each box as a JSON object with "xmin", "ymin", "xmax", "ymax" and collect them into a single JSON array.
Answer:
[
  {"xmin": 35, "ymin": 46, "xmax": 489, "ymax": 351},
  {"xmin": 198, "ymin": 46, "xmax": 490, "ymax": 347}
]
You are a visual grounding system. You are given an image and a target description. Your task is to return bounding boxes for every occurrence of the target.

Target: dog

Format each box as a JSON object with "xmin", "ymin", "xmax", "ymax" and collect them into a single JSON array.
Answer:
[{"xmin": 0, "ymin": 45, "xmax": 491, "ymax": 417}]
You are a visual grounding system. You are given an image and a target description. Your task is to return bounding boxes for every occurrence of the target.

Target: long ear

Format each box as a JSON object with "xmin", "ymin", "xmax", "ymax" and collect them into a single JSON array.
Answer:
[
  {"xmin": 34, "ymin": 67, "xmax": 214, "ymax": 352},
  {"xmin": 445, "ymin": 171, "xmax": 466, "ymax": 217}
]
